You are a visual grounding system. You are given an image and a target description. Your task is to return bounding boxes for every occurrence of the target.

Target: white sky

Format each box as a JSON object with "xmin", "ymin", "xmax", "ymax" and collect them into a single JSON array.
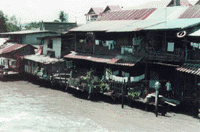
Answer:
[{"xmin": 0, "ymin": 0, "xmax": 198, "ymax": 25}]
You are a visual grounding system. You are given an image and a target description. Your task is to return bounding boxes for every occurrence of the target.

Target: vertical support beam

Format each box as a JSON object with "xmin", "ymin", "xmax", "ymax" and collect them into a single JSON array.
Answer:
[
  {"xmin": 121, "ymin": 81, "xmax": 124, "ymax": 109},
  {"xmin": 145, "ymin": 60, "xmax": 148, "ymax": 89},
  {"xmin": 195, "ymin": 75, "xmax": 199, "ymax": 109},
  {"xmin": 93, "ymin": 32, "xmax": 95, "ymax": 55},
  {"xmin": 164, "ymin": 32, "xmax": 167, "ymax": 52},
  {"xmin": 184, "ymin": 37, "xmax": 187, "ymax": 62},
  {"xmin": 183, "ymin": 73, "xmax": 186, "ymax": 101},
  {"xmin": 75, "ymin": 33, "xmax": 77, "ymax": 52}
]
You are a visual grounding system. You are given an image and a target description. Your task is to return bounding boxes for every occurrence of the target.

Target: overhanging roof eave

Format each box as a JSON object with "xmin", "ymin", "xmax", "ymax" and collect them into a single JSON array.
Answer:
[{"xmin": 144, "ymin": 28, "xmax": 181, "ymax": 31}]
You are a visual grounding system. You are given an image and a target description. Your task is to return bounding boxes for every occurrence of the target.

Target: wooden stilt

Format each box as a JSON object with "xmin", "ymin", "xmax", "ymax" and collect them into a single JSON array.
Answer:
[{"xmin": 121, "ymin": 81, "xmax": 124, "ymax": 109}]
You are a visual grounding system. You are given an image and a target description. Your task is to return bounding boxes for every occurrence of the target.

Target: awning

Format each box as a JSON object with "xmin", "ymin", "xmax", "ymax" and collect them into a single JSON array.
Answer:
[
  {"xmin": 64, "ymin": 51, "xmax": 143, "ymax": 66},
  {"xmin": 21, "ymin": 55, "xmax": 64, "ymax": 64},
  {"xmin": 176, "ymin": 63, "xmax": 200, "ymax": 75},
  {"xmin": 188, "ymin": 29, "xmax": 200, "ymax": 36}
]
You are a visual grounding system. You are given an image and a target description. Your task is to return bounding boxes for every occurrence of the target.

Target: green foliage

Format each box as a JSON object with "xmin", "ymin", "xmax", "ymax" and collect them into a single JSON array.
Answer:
[
  {"xmin": 106, "ymin": 68, "xmax": 112, "ymax": 75},
  {"xmin": 100, "ymin": 81, "xmax": 110, "ymax": 91},
  {"xmin": 128, "ymin": 91, "xmax": 140, "ymax": 99},
  {"xmin": 25, "ymin": 22, "xmax": 42, "ymax": 30},
  {"xmin": 0, "ymin": 12, "xmax": 21, "ymax": 32},
  {"xmin": 59, "ymin": 11, "xmax": 68, "ymax": 22},
  {"xmin": 6, "ymin": 23, "xmax": 21, "ymax": 32},
  {"xmin": 34, "ymin": 66, "xmax": 40, "ymax": 75},
  {"xmin": 0, "ymin": 10, "xmax": 8, "ymax": 32},
  {"xmin": 59, "ymin": 11, "xmax": 66, "ymax": 22}
]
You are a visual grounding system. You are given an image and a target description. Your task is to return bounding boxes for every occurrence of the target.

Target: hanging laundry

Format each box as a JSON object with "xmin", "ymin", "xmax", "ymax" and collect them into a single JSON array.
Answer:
[
  {"xmin": 122, "ymin": 71, "xmax": 130, "ymax": 77},
  {"xmin": 113, "ymin": 70, "xmax": 119, "ymax": 75}
]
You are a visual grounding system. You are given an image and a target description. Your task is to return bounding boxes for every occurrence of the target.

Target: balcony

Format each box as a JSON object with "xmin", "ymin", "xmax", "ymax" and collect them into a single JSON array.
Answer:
[
  {"xmin": 75, "ymin": 44, "xmax": 121, "ymax": 56},
  {"xmin": 145, "ymin": 47, "xmax": 185, "ymax": 62}
]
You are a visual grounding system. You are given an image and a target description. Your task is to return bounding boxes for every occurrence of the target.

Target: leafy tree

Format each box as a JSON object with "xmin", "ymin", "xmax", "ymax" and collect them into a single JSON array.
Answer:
[
  {"xmin": 0, "ymin": 10, "xmax": 8, "ymax": 32},
  {"xmin": 6, "ymin": 23, "xmax": 21, "ymax": 32},
  {"xmin": 0, "ymin": 12, "xmax": 21, "ymax": 32},
  {"xmin": 59, "ymin": 11, "xmax": 66, "ymax": 22},
  {"xmin": 25, "ymin": 22, "xmax": 42, "ymax": 30},
  {"xmin": 6, "ymin": 15, "xmax": 21, "ymax": 31},
  {"xmin": 59, "ymin": 11, "xmax": 68, "ymax": 22}
]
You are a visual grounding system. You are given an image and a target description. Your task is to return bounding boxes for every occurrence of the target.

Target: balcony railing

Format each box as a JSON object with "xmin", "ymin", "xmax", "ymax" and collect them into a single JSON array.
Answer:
[{"xmin": 145, "ymin": 47, "xmax": 184, "ymax": 61}]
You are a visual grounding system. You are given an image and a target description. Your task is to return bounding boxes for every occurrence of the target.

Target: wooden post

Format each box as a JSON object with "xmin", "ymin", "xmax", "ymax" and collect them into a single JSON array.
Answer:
[
  {"xmin": 195, "ymin": 75, "xmax": 199, "ymax": 110},
  {"xmin": 183, "ymin": 73, "xmax": 186, "ymax": 101},
  {"xmin": 65, "ymin": 69, "xmax": 67, "ymax": 88},
  {"xmin": 93, "ymin": 32, "xmax": 95, "ymax": 55},
  {"xmin": 122, "ymin": 81, "xmax": 124, "ymax": 109},
  {"xmin": 75, "ymin": 33, "xmax": 77, "ymax": 52}
]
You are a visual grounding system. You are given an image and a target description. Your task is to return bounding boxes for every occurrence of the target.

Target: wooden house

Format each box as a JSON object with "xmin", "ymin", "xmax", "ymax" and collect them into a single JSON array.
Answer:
[
  {"xmin": 68, "ymin": 5, "xmax": 200, "ymax": 111},
  {"xmin": 19, "ymin": 22, "xmax": 77, "ymax": 81},
  {"xmin": 0, "ymin": 29, "xmax": 57, "ymax": 46},
  {"xmin": 20, "ymin": 54, "xmax": 65, "ymax": 80},
  {"xmin": 85, "ymin": 7, "xmax": 104, "ymax": 23},
  {"xmin": 0, "ymin": 42, "xmax": 36, "ymax": 75},
  {"xmin": 85, "ymin": 5, "xmax": 121, "ymax": 23}
]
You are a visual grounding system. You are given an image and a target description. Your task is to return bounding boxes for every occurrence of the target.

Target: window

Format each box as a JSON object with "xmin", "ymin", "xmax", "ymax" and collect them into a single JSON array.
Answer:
[{"xmin": 48, "ymin": 39, "xmax": 53, "ymax": 49}]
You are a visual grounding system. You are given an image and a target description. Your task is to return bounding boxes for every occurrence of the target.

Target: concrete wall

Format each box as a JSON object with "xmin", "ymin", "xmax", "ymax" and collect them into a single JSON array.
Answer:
[
  {"xmin": 43, "ymin": 37, "xmax": 61, "ymax": 58},
  {"xmin": 24, "ymin": 33, "xmax": 56, "ymax": 45}
]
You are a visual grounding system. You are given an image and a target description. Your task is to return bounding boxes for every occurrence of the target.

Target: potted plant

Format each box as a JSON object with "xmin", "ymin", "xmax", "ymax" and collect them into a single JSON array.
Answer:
[{"xmin": 128, "ymin": 91, "xmax": 139, "ymax": 100}]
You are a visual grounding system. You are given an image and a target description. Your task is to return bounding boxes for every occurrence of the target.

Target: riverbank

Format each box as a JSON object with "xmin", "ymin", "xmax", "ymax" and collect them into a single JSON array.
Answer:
[{"xmin": 0, "ymin": 78, "xmax": 200, "ymax": 131}]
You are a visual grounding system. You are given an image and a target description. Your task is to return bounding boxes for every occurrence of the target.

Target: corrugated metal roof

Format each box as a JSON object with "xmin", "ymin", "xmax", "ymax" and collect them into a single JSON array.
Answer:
[
  {"xmin": 98, "ymin": 8, "xmax": 156, "ymax": 21},
  {"xmin": 176, "ymin": 63, "xmax": 200, "ymax": 75},
  {"xmin": 0, "ymin": 38, "xmax": 9, "ymax": 46},
  {"xmin": 64, "ymin": 52, "xmax": 140, "ymax": 66},
  {"xmin": 106, "ymin": 19, "xmax": 164, "ymax": 32},
  {"xmin": 87, "ymin": 7, "xmax": 104, "ymax": 15},
  {"xmin": 0, "ymin": 43, "xmax": 27, "ymax": 54},
  {"xmin": 103, "ymin": 5, "xmax": 121, "ymax": 13},
  {"xmin": 70, "ymin": 18, "xmax": 200, "ymax": 32},
  {"xmin": 146, "ymin": 6, "xmax": 189, "ymax": 21},
  {"xmin": 70, "ymin": 7, "xmax": 190, "ymax": 32},
  {"xmin": 188, "ymin": 29, "xmax": 200, "ymax": 36},
  {"xmin": 133, "ymin": 0, "xmax": 192, "ymax": 9},
  {"xmin": 0, "ymin": 29, "xmax": 53, "ymax": 35},
  {"xmin": 179, "ymin": 5, "xmax": 200, "ymax": 18},
  {"xmin": 107, "ymin": 7, "xmax": 189, "ymax": 32},
  {"xmin": 134, "ymin": 0, "xmax": 172, "ymax": 9},
  {"xmin": 144, "ymin": 18, "xmax": 200, "ymax": 30},
  {"xmin": 69, "ymin": 20, "xmax": 138, "ymax": 32},
  {"xmin": 22, "ymin": 55, "xmax": 64, "ymax": 64},
  {"xmin": 179, "ymin": 0, "xmax": 194, "ymax": 6}
]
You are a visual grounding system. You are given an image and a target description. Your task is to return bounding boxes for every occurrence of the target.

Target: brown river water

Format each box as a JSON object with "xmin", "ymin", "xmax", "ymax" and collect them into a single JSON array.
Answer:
[{"xmin": 0, "ymin": 76, "xmax": 199, "ymax": 132}]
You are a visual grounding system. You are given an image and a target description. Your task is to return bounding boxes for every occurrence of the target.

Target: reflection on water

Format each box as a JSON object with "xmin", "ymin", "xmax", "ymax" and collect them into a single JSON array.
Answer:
[{"xmin": 0, "ymin": 82, "xmax": 108, "ymax": 132}]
